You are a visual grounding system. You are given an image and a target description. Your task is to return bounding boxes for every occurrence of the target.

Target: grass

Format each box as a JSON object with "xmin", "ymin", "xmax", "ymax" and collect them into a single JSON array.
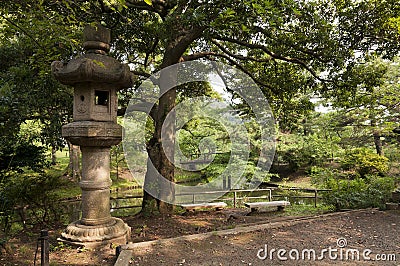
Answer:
[
  {"xmin": 175, "ymin": 168, "xmax": 203, "ymax": 184},
  {"xmin": 110, "ymin": 177, "xmax": 139, "ymax": 189},
  {"xmin": 51, "ymin": 183, "xmax": 81, "ymax": 199},
  {"xmin": 45, "ymin": 150, "xmax": 82, "ymax": 199}
]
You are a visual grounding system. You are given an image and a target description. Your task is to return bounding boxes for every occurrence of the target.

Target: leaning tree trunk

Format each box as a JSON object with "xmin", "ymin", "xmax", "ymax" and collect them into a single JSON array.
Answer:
[
  {"xmin": 141, "ymin": 77, "xmax": 176, "ymax": 215},
  {"xmin": 141, "ymin": 57, "xmax": 177, "ymax": 215},
  {"xmin": 140, "ymin": 26, "xmax": 205, "ymax": 215}
]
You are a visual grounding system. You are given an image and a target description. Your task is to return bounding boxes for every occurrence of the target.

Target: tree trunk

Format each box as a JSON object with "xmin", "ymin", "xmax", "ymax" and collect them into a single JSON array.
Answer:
[
  {"xmin": 51, "ymin": 144, "xmax": 57, "ymax": 165},
  {"xmin": 370, "ymin": 113, "xmax": 383, "ymax": 156},
  {"xmin": 373, "ymin": 132, "xmax": 383, "ymax": 156},
  {"xmin": 68, "ymin": 141, "xmax": 81, "ymax": 180},
  {"xmin": 140, "ymin": 26, "xmax": 205, "ymax": 215},
  {"xmin": 142, "ymin": 66, "xmax": 177, "ymax": 215}
]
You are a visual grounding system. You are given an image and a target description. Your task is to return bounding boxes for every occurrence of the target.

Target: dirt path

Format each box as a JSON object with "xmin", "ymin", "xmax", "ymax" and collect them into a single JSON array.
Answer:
[
  {"xmin": 121, "ymin": 209, "xmax": 400, "ymax": 266},
  {"xmin": 2, "ymin": 209, "xmax": 399, "ymax": 265}
]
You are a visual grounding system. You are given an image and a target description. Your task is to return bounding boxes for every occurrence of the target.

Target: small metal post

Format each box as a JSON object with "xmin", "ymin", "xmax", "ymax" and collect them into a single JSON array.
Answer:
[
  {"xmin": 40, "ymin": 230, "xmax": 49, "ymax": 266},
  {"xmin": 192, "ymin": 194, "xmax": 195, "ymax": 204},
  {"xmin": 314, "ymin": 190, "xmax": 318, "ymax": 208},
  {"xmin": 116, "ymin": 245, "xmax": 122, "ymax": 257}
]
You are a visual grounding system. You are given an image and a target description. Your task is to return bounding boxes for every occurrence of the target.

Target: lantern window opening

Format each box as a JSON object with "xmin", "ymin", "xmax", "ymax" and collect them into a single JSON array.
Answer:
[{"xmin": 95, "ymin": 90, "xmax": 109, "ymax": 106}]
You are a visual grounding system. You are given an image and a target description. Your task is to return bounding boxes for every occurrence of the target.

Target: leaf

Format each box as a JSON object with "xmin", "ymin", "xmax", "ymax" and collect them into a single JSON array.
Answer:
[{"xmin": 144, "ymin": 0, "xmax": 152, "ymax": 6}]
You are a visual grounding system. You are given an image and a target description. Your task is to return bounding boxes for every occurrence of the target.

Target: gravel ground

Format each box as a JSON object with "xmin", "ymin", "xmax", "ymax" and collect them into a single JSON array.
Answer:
[{"xmin": 125, "ymin": 209, "xmax": 400, "ymax": 266}]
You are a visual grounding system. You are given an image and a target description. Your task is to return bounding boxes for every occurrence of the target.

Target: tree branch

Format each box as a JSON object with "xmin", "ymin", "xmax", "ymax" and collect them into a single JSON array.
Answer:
[
  {"xmin": 181, "ymin": 51, "xmax": 217, "ymax": 61},
  {"xmin": 125, "ymin": 0, "xmax": 157, "ymax": 12},
  {"xmin": 252, "ymin": 26, "xmax": 328, "ymax": 63},
  {"xmin": 181, "ymin": 50, "xmax": 276, "ymax": 93},
  {"xmin": 215, "ymin": 36, "xmax": 333, "ymax": 83},
  {"xmin": 210, "ymin": 53, "xmax": 276, "ymax": 92},
  {"xmin": 145, "ymin": 38, "xmax": 159, "ymax": 67},
  {"xmin": 123, "ymin": 101, "xmax": 158, "ymax": 121},
  {"xmin": 1, "ymin": 15, "xmax": 44, "ymax": 49},
  {"xmin": 132, "ymin": 70, "xmax": 151, "ymax": 78},
  {"xmin": 211, "ymin": 39, "xmax": 272, "ymax": 63}
]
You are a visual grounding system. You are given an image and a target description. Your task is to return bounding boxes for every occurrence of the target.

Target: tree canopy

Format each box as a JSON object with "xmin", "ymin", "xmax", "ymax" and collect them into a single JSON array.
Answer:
[{"xmin": 1, "ymin": 0, "xmax": 399, "ymax": 213}]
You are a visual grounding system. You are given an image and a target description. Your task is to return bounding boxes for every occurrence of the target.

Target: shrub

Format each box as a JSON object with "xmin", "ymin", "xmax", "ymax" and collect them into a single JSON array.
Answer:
[
  {"xmin": 0, "ymin": 173, "xmax": 64, "ymax": 235},
  {"xmin": 340, "ymin": 148, "xmax": 389, "ymax": 177},
  {"xmin": 311, "ymin": 167, "xmax": 395, "ymax": 210},
  {"xmin": 282, "ymin": 148, "xmax": 303, "ymax": 171}
]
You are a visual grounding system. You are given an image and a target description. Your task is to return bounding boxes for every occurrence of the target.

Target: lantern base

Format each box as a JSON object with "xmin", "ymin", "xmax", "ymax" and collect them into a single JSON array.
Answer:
[{"xmin": 59, "ymin": 217, "xmax": 130, "ymax": 248}]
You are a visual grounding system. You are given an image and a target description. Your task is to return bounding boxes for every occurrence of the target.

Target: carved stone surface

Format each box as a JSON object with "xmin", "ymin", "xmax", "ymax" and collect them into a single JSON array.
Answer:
[
  {"xmin": 51, "ymin": 54, "xmax": 133, "ymax": 88},
  {"xmin": 83, "ymin": 24, "xmax": 111, "ymax": 54},
  {"xmin": 61, "ymin": 217, "xmax": 131, "ymax": 247},
  {"xmin": 72, "ymin": 84, "xmax": 118, "ymax": 122},
  {"xmin": 52, "ymin": 23, "xmax": 132, "ymax": 247},
  {"xmin": 51, "ymin": 23, "xmax": 134, "ymax": 88},
  {"xmin": 62, "ymin": 121, "xmax": 122, "ymax": 146}
]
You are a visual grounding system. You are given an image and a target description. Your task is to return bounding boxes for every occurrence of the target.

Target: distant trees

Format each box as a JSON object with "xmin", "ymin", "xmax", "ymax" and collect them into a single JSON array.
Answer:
[
  {"xmin": 323, "ymin": 58, "xmax": 400, "ymax": 155},
  {"xmin": 0, "ymin": 5, "xmax": 75, "ymax": 177}
]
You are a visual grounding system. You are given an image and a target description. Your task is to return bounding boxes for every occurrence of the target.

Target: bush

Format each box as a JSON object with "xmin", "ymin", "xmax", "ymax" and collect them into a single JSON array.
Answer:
[
  {"xmin": 340, "ymin": 148, "xmax": 389, "ymax": 177},
  {"xmin": 282, "ymin": 148, "xmax": 303, "ymax": 171},
  {"xmin": 311, "ymin": 167, "xmax": 395, "ymax": 210},
  {"xmin": 201, "ymin": 153, "xmax": 264, "ymax": 188},
  {"xmin": 0, "ymin": 140, "xmax": 49, "ymax": 173},
  {"xmin": 0, "ymin": 173, "xmax": 64, "ymax": 235}
]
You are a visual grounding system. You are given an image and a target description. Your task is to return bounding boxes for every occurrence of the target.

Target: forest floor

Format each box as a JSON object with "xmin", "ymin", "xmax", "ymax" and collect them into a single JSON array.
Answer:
[{"xmin": 1, "ymin": 208, "xmax": 400, "ymax": 265}]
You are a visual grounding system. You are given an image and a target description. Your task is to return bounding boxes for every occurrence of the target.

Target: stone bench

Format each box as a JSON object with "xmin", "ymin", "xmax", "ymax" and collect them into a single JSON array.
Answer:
[
  {"xmin": 181, "ymin": 202, "xmax": 227, "ymax": 212},
  {"xmin": 244, "ymin": 200, "xmax": 290, "ymax": 212}
]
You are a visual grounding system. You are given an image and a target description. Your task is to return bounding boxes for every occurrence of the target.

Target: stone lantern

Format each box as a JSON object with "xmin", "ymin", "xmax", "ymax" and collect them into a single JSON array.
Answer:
[{"xmin": 51, "ymin": 23, "xmax": 132, "ymax": 247}]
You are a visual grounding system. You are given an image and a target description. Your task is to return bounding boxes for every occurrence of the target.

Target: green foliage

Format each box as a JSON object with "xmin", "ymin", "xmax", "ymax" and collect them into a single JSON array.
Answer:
[
  {"xmin": 50, "ymin": 241, "xmax": 72, "ymax": 252},
  {"xmin": 141, "ymin": 199, "xmax": 159, "ymax": 217},
  {"xmin": 201, "ymin": 153, "xmax": 230, "ymax": 181},
  {"xmin": 0, "ymin": 172, "xmax": 64, "ymax": 235},
  {"xmin": 0, "ymin": 9, "xmax": 73, "ymax": 179},
  {"xmin": 340, "ymin": 148, "xmax": 389, "ymax": 177},
  {"xmin": 0, "ymin": 139, "xmax": 49, "ymax": 174},
  {"xmin": 325, "ymin": 176, "xmax": 394, "ymax": 210},
  {"xmin": 279, "ymin": 133, "xmax": 339, "ymax": 170},
  {"xmin": 311, "ymin": 167, "xmax": 395, "ymax": 210},
  {"xmin": 285, "ymin": 204, "xmax": 335, "ymax": 216}
]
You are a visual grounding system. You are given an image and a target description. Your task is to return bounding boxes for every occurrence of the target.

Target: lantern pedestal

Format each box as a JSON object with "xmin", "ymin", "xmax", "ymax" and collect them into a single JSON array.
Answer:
[{"xmin": 52, "ymin": 23, "xmax": 133, "ymax": 247}]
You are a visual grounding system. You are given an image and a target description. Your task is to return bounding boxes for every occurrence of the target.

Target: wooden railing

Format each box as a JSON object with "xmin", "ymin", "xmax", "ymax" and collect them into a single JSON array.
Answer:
[
  {"xmin": 175, "ymin": 187, "xmax": 331, "ymax": 208},
  {"xmin": 108, "ymin": 186, "xmax": 332, "ymax": 211},
  {"xmin": 2, "ymin": 186, "xmax": 331, "ymax": 226}
]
